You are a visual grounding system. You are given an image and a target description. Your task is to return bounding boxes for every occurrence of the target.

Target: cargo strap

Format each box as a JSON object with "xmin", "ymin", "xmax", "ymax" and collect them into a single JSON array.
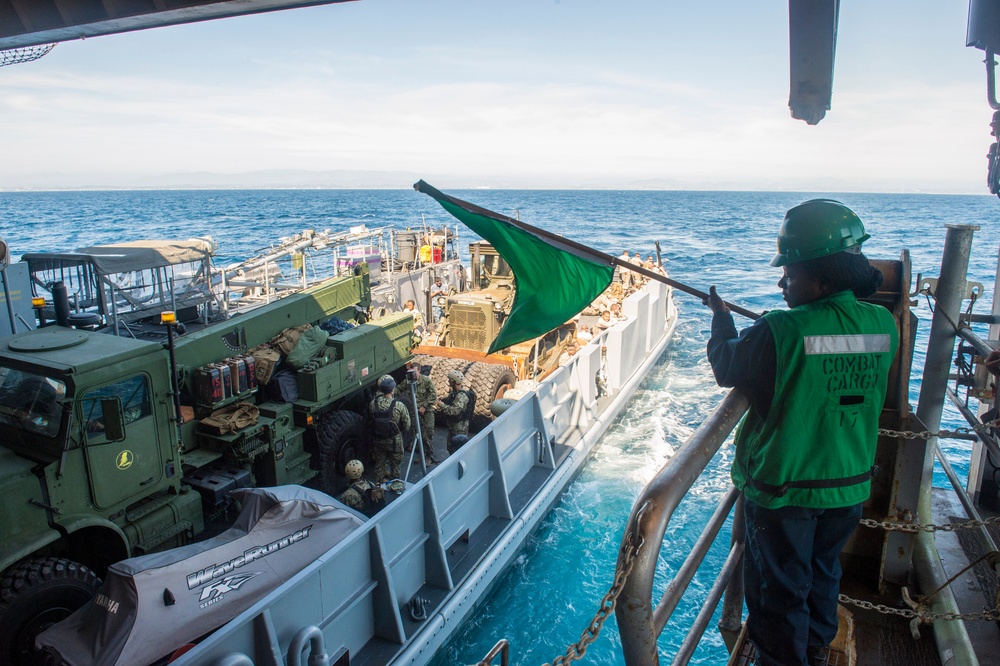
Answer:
[{"xmin": 746, "ymin": 466, "xmax": 876, "ymax": 498}]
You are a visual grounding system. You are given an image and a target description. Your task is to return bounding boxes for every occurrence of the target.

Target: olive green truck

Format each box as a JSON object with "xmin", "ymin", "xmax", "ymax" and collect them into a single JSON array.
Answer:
[{"xmin": 0, "ymin": 265, "xmax": 412, "ymax": 665}]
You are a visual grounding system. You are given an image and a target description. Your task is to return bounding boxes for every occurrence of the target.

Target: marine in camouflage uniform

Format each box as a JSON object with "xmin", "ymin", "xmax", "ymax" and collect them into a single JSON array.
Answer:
[
  {"xmin": 394, "ymin": 363, "xmax": 437, "ymax": 463},
  {"xmin": 369, "ymin": 375, "xmax": 411, "ymax": 480},
  {"xmin": 339, "ymin": 478, "xmax": 382, "ymax": 516},
  {"xmin": 436, "ymin": 370, "xmax": 472, "ymax": 449},
  {"xmin": 338, "ymin": 459, "xmax": 384, "ymax": 517}
]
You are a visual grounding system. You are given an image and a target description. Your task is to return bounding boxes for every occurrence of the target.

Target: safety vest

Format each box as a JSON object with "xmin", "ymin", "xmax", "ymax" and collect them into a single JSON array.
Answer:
[{"xmin": 733, "ymin": 290, "xmax": 898, "ymax": 509}]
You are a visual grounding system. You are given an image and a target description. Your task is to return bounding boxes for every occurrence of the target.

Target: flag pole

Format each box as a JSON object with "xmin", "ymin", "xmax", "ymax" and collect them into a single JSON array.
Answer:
[
  {"xmin": 614, "ymin": 258, "xmax": 760, "ymax": 320},
  {"xmin": 413, "ymin": 180, "xmax": 761, "ymax": 321}
]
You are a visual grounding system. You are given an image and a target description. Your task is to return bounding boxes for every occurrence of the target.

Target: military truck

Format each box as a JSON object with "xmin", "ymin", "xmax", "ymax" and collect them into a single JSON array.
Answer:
[
  {"xmin": 413, "ymin": 241, "xmax": 576, "ymax": 429},
  {"xmin": 0, "ymin": 262, "xmax": 412, "ymax": 665}
]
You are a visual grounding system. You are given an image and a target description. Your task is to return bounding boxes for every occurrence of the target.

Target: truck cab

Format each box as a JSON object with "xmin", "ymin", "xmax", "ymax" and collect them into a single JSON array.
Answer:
[
  {"xmin": 439, "ymin": 242, "xmax": 516, "ymax": 352},
  {"xmin": 436, "ymin": 242, "xmax": 576, "ymax": 381}
]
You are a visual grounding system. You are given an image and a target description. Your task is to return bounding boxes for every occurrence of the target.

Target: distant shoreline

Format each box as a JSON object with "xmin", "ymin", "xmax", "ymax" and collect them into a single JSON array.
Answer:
[{"xmin": 0, "ymin": 186, "xmax": 988, "ymax": 196}]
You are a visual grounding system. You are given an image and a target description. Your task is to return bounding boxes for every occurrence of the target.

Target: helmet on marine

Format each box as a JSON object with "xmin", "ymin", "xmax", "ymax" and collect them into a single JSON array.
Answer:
[
  {"xmin": 770, "ymin": 199, "xmax": 870, "ymax": 267},
  {"xmin": 378, "ymin": 374, "xmax": 396, "ymax": 392},
  {"xmin": 345, "ymin": 459, "xmax": 364, "ymax": 480},
  {"xmin": 447, "ymin": 433, "xmax": 470, "ymax": 455},
  {"xmin": 447, "ymin": 370, "xmax": 464, "ymax": 385}
]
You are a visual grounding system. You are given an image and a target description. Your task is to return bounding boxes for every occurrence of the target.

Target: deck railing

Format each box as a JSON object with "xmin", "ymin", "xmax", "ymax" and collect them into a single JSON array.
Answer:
[{"xmin": 614, "ymin": 388, "xmax": 749, "ymax": 666}]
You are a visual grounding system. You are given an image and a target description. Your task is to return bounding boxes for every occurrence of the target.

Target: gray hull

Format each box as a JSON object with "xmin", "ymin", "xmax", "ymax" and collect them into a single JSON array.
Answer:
[{"xmin": 174, "ymin": 281, "xmax": 678, "ymax": 666}]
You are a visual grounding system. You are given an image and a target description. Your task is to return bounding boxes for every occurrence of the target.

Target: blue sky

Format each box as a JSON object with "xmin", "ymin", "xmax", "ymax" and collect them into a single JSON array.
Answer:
[{"xmin": 0, "ymin": 0, "xmax": 991, "ymax": 192}]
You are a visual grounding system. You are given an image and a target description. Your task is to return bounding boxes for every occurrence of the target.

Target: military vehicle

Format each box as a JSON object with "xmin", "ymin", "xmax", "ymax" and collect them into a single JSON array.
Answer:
[
  {"xmin": 414, "ymin": 241, "xmax": 575, "ymax": 429},
  {"xmin": 0, "ymin": 252, "xmax": 412, "ymax": 665}
]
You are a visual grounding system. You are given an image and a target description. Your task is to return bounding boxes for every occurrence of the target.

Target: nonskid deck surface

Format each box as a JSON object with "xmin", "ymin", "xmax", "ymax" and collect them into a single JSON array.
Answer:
[
  {"xmin": 733, "ymin": 604, "xmax": 942, "ymax": 666},
  {"xmin": 837, "ymin": 583, "xmax": 943, "ymax": 666},
  {"xmin": 734, "ymin": 644, "xmax": 853, "ymax": 666}
]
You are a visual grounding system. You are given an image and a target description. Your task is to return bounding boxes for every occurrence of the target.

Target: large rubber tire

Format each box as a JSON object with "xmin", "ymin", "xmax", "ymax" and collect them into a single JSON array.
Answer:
[
  {"xmin": 0, "ymin": 557, "xmax": 101, "ymax": 666},
  {"xmin": 412, "ymin": 354, "xmax": 468, "ymax": 399},
  {"xmin": 467, "ymin": 363, "xmax": 517, "ymax": 432},
  {"xmin": 318, "ymin": 410, "xmax": 370, "ymax": 493}
]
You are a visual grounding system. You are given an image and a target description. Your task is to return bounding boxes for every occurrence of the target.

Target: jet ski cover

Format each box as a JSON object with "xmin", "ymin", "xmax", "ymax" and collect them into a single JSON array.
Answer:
[{"xmin": 36, "ymin": 485, "xmax": 365, "ymax": 666}]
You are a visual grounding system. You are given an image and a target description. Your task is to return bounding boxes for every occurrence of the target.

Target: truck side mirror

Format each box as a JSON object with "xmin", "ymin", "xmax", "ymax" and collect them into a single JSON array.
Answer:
[{"xmin": 101, "ymin": 398, "xmax": 126, "ymax": 442}]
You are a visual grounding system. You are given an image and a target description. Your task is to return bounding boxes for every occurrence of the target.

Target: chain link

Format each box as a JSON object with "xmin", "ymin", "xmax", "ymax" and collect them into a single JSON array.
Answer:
[
  {"xmin": 837, "ymin": 593, "xmax": 1000, "ymax": 623},
  {"xmin": 858, "ymin": 514, "xmax": 1000, "ymax": 533},
  {"xmin": 877, "ymin": 416, "xmax": 1000, "ymax": 441},
  {"xmin": 539, "ymin": 501, "xmax": 650, "ymax": 666}
]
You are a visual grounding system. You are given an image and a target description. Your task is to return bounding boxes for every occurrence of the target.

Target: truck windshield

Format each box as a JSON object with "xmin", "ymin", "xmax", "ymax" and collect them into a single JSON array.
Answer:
[
  {"xmin": 482, "ymin": 254, "xmax": 512, "ymax": 279},
  {"xmin": 0, "ymin": 368, "xmax": 67, "ymax": 438},
  {"xmin": 81, "ymin": 375, "xmax": 151, "ymax": 440}
]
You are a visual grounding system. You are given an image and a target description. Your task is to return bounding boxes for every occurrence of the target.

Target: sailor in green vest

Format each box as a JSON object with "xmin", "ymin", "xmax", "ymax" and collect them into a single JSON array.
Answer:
[{"xmin": 705, "ymin": 200, "xmax": 898, "ymax": 666}]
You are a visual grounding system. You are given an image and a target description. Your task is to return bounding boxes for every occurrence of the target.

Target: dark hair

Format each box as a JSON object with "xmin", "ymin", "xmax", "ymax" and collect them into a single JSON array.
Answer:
[{"xmin": 802, "ymin": 250, "xmax": 883, "ymax": 298}]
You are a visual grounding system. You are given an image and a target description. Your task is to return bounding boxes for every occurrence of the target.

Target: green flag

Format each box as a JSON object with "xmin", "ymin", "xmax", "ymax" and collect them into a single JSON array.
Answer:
[{"xmin": 414, "ymin": 180, "xmax": 615, "ymax": 354}]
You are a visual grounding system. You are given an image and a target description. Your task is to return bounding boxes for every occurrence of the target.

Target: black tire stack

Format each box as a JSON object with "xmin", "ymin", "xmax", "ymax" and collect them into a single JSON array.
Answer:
[{"xmin": 411, "ymin": 355, "xmax": 516, "ymax": 433}]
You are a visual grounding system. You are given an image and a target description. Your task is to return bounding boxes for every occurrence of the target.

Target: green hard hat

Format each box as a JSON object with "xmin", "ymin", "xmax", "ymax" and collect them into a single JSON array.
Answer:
[{"xmin": 770, "ymin": 199, "xmax": 870, "ymax": 267}]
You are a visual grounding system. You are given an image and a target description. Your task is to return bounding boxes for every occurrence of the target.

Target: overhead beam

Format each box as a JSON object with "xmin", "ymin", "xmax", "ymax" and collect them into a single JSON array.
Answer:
[
  {"xmin": 788, "ymin": 0, "xmax": 840, "ymax": 125},
  {"xmin": 0, "ymin": 0, "xmax": 355, "ymax": 50}
]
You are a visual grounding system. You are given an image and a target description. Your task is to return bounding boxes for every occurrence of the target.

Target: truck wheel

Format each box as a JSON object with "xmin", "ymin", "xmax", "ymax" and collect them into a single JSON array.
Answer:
[
  {"xmin": 0, "ymin": 557, "xmax": 101, "ymax": 666},
  {"xmin": 318, "ymin": 411, "xmax": 370, "ymax": 492},
  {"xmin": 428, "ymin": 358, "xmax": 462, "ymax": 397},
  {"xmin": 467, "ymin": 363, "xmax": 516, "ymax": 432},
  {"xmin": 413, "ymin": 355, "xmax": 469, "ymax": 398}
]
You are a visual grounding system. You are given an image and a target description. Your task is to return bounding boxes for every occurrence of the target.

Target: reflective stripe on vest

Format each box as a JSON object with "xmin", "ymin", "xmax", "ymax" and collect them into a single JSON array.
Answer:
[{"xmin": 804, "ymin": 334, "xmax": 892, "ymax": 355}]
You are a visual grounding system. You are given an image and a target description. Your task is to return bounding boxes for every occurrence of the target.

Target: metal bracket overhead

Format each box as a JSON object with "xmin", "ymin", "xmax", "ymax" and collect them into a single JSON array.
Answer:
[{"xmin": 914, "ymin": 276, "xmax": 985, "ymax": 302}]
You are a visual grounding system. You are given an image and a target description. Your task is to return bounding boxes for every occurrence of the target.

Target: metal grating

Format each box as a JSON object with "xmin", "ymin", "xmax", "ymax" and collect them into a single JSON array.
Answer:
[{"xmin": 449, "ymin": 306, "xmax": 489, "ymax": 351}]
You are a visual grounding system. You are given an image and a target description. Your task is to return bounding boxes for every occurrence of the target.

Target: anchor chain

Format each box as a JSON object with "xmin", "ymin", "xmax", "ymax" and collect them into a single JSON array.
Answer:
[{"xmin": 540, "ymin": 501, "xmax": 651, "ymax": 666}]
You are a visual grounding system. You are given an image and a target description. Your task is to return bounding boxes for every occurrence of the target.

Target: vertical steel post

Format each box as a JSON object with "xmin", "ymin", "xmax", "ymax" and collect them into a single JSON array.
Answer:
[
  {"xmin": 912, "ymin": 223, "xmax": 979, "ymax": 666},
  {"xmin": 915, "ymin": 224, "xmax": 978, "ymax": 454},
  {"xmin": 0, "ymin": 267, "xmax": 20, "ymax": 334}
]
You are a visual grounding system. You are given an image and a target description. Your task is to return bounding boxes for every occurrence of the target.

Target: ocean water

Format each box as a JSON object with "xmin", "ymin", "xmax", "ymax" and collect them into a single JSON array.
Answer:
[{"xmin": 2, "ymin": 189, "xmax": 999, "ymax": 665}]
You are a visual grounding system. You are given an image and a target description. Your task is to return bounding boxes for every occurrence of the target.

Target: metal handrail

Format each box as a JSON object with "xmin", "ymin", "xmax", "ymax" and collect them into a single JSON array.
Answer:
[
  {"xmin": 615, "ymin": 388, "xmax": 750, "ymax": 666},
  {"xmin": 476, "ymin": 638, "xmax": 510, "ymax": 666}
]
